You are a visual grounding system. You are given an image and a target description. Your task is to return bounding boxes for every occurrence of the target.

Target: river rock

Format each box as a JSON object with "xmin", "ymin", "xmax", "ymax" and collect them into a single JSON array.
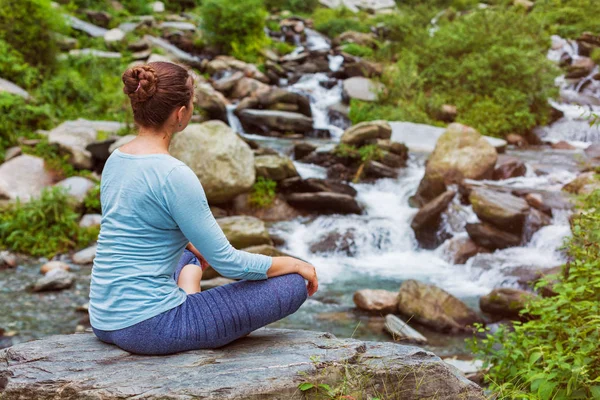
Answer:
[
  {"xmin": 335, "ymin": 31, "xmax": 377, "ymax": 47},
  {"xmin": 32, "ymin": 269, "xmax": 76, "ymax": 292},
  {"xmin": 72, "ymin": 245, "xmax": 97, "ymax": 265},
  {"xmin": 566, "ymin": 57, "xmax": 595, "ymax": 79},
  {"xmin": 54, "ymin": 177, "xmax": 96, "ymax": 208},
  {"xmin": 279, "ymin": 177, "xmax": 357, "ymax": 197},
  {"xmin": 0, "ymin": 155, "xmax": 53, "ymax": 201},
  {"xmin": 363, "ymin": 160, "xmax": 398, "ymax": 180},
  {"xmin": 525, "ymin": 192, "xmax": 552, "ymax": 216},
  {"xmin": 353, "ymin": 289, "xmax": 398, "ymax": 313},
  {"xmin": 212, "ymin": 71, "xmax": 244, "ymax": 93},
  {"xmin": 411, "ymin": 190, "xmax": 456, "ymax": 249},
  {"xmin": 413, "ymin": 123, "xmax": 498, "ymax": 206},
  {"xmin": 66, "ymin": 14, "xmax": 108, "ymax": 37},
  {"xmin": 170, "ymin": 121, "xmax": 255, "ymax": 204},
  {"xmin": 465, "ymin": 222, "xmax": 521, "ymax": 250},
  {"xmin": 45, "ymin": 119, "xmax": 124, "ymax": 170},
  {"xmin": 506, "ymin": 133, "xmax": 528, "ymax": 147},
  {"xmin": 309, "ymin": 229, "xmax": 356, "ymax": 256},
  {"xmin": 0, "ymin": 328, "xmax": 485, "ymax": 399},
  {"xmin": 397, "ymin": 280, "xmax": 481, "ymax": 332},
  {"xmin": 194, "ymin": 80, "xmax": 229, "ymax": 122},
  {"xmin": 443, "ymin": 236, "xmax": 489, "ymax": 264},
  {"xmin": 79, "ymin": 214, "xmax": 102, "ymax": 228},
  {"xmin": 342, "ymin": 76, "xmax": 385, "ymax": 102},
  {"xmin": 340, "ymin": 120, "xmax": 392, "ymax": 147},
  {"xmin": 254, "ymin": 155, "xmax": 299, "ymax": 181},
  {"xmin": 563, "ymin": 171, "xmax": 600, "ymax": 195},
  {"xmin": 206, "ymin": 56, "xmax": 269, "ymax": 83},
  {"xmin": 523, "ymin": 208, "xmax": 551, "ymax": 241},
  {"xmin": 231, "ymin": 193, "xmax": 302, "ymax": 222},
  {"xmin": 479, "ymin": 288, "xmax": 536, "ymax": 320},
  {"xmin": 0, "ymin": 78, "xmax": 30, "ymax": 99},
  {"xmin": 217, "ymin": 216, "xmax": 272, "ymax": 249},
  {"xmin": 258, "ymin": 88, "xmax": 312, "ymax": 118},
  {"xmin": 287, "ymin": 192, "xmax": 362, "ymax": 214},
  {"xmin": 230, "ymin": 77, "xmax": 270, "ymax": 100},
  {"xmin": 293, "ymin": 142, "xmax": 317, "ymax": 159},
  {"xmin": 469, "ymin": 188, "xmax": 529, "ymax": 233},
  {"xmin": 40, "ymin": 261, "xmax": 70, "ymax": 275},
  {"xmin": 384, "ymin": 314, "xmax": 428, "ymax": 344},
  {"xmin": 343, "ymin": 59, "xmax": 383, "ymax": 78},
  {"xmin": 493, "ymin": 155, "xmax": 526, "ymax": 180},
  {"xmin": 238, "ymin": 109, "xmax": 313, "ymax": 135},
  {"xmin": 0, "ymin": 251, "xmax": 18, "ymax": 270}
]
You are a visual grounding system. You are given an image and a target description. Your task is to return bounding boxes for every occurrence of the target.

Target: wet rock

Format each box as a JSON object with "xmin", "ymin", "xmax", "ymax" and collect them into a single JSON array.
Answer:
[
  {"xmin": 40, "ymin": 261, "xmax": 70, "ymax": 275},
  {"xmin": 212, "ymin": 71, "xmax": 244, "ymax": 93},
  {"xmin": 384, "ymin": 314, "xmax": 428, "ymax": 344},
  {"xmin": 340, "ymin": 120, "xmax": 392, "ymax": 147},
  {"xmin": 310, "ymin": 229, "xmax": 356, "ymax": 256},
  {"xmin": 32, "ymin": 269, "xmax": 76, "ymax": 292},
  {"xmin": 506, "ymin": 133, "xmax": 528, "ymax": 147},
  {"xmin": 0, "ymin": 155, "xmax": 53, "ymax": 202},
  {"xmin": 443, "ymin": 237, "xmax": 489, "ymax": 265},
  {"xmin": 563, "ymin": 171, "xmax": 600, "ymax": 195},
  {"xmin": 238, "ymin": 109, "xmax": 313, "ymax": 135},
  {"xmin": 363, "ymin": 160, "xmax": 398, "ymax": 179},
  {"xmin": 79, "ymin": 214, "xmax": 102, "ymax": 228},
  {"xmin": 72, "ymin": 245, "xmax": 97, "ymax": 265},
  {"xmin": 469, "ymin": 188, "xmax": 529, "ymax": 234},
  {"xmin": 353, "ymin": 289, "xmax": 398, "ymax": 313},
  {"xmin": 45, "ymin": 119, "xmax": 124, "ymax": 170},
  {"xmin": 170, "ymin": 121, "xmax": 255, "ymax": 204},
  {"xmin": 279, "ymin": 177, "xmax": 357, "ymax": 197},
  {"xmin": 0, "ymin": 328, "xmax": 485, "ymax": 399},
  {"xmin": 342, "ymin": 76, "xmax": 385, "ymax": 102},
  {"xmin": 584, "ymin": 143, "xmax": 600, "ymax": 161},
  {"xmin": 493, "ymin": 155, "xmax": 526, "ymax": 180},
  {"xmin": 287, "ymin": 192, "xmax": 362, "ymax": 215},
  {"xmin": 411, "ymin": 190, "xmax": 456, "ymax": 249},
  {"xmin": 230, "ymin": 77, "xmax": 270, "ymax": 100},
  {"xmin": 552, "ymin": 140, "xmax": 577, "ymax": 150},
  {"xmin": 258, "ymin": 89, "xmax": 312, "ymax": 118},
  {"xmin": 54, "ymin": 177, "xmax": 96, "ymax": 208},
  {"xmin": 205, "ymin": 56, "xmax": 269, "ymax": 83},
  {"xmin": 523, "ymin": 208, "xmax": 551, "ymax": 241},
  {"xmin": 397, "ymin": 279, "xmax": 481, "ymax": 333},
  {"xmin": 466, "ymin": 223, "xmax": 521, "ymax": 250},
  {"xmin": 413, "ymin": 123, "xmax": 498, "ymax": 206},
  {"xmin": 194, "ymin": 81, "xmax": 229, "ymax": 122},
  {"xmin": 217, "ymin": 216, "xmax": 272, "ymax": 249},
  {"xmin": 242, "ymin": 244, "xmax": 291, "ymax": 257},
  {"xmin": 231, "ymin": 193, "xmax": 302, "ymax": 222},
  {"xmin": 328, "ymin": 102, "xmax": 351, "ymax": 130},
  {"xmin": 524, "ymin": 193, "xmax": 552, "ymax": 216},
  {"xmin": 376, "ymin": 139, "xmax": 409, "ymax": 158},
  {"xmin": 254, "ymin": 155, "xmax": 299, "ymax": 182},
  {"xmin": 566, "ymin": 57, "xmax": 595, "ymax": 79},
  {"xmin": 293, "ymin": 142, "xmax": 317, "ymax": 159},
  {"xmin": 0, "ymin": 78, "xmax": 30, "ymax": 99},
  {"xmin": 480, "ymin": 288, "xmax": 537, "ymax": 320}
]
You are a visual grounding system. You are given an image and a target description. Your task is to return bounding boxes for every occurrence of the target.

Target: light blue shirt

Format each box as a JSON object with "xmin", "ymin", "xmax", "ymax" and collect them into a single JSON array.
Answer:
[{"xmin": 89, "ymin": 148, "xmax": 273, "ymax": 331}]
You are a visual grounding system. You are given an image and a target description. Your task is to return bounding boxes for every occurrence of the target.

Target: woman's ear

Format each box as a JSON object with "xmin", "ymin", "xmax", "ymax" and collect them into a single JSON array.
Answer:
[{"xmin": 177, "ymin": 106, "xmax": 186, "ymax": 125}]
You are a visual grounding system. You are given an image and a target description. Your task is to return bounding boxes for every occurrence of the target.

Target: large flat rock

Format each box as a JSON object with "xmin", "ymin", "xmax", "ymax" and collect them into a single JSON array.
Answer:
[{"xmin": 0, "ymin": 328, "xmax": 484, "ymax": 399}]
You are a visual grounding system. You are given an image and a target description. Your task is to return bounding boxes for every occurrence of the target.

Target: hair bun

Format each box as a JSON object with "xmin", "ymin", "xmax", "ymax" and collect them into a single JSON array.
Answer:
[{"xmin": 122, "ymin": 65, "xmax": 158, "ymax": 103}]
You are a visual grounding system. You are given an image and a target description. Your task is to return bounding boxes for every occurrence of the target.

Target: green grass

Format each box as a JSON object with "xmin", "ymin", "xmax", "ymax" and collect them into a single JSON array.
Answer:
[{"xmin": 248, "ymin": 177, "xmax": 277, "ymax": 208}]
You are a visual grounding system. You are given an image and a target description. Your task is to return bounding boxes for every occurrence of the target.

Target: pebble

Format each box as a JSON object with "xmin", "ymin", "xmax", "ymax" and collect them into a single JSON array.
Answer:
[
  {"xmin": 72, "ymin": 245, "xmax": 97, "ymax": 265},
  {"xmin": 40, "ymin": 261, "xmax": 70, "ymax": 275},
  {"xmin": 32, "ymin": 269, "xmax": 76, "ymax": 292}
]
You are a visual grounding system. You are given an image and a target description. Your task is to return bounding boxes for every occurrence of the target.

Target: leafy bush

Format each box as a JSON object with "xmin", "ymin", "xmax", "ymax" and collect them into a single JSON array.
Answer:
[
  {"xmin": 469, "ymin": 187, "xmax": 600, "ymax": 399},
  {"xmin": 264, "ymin": 0, "xmax": 318, "ymax": 13},
  {"xmin": 0, "ymin": 0, "xmax": 65, "ymax": 68},
  {"xmin": 530, "ymin": 0, "xmax": 599, "ymax": 39},
  {"xmin": 201, "ymin": 0, "xmax": 268, "ymax": 62},
  {"xmin": 248, "ymin": 177, "xmax": 277, "ymax": 208},
  {"xmin": 312, "ymin": 7, "xmax": 371, "ymax": 38},
  {"xmin": 83, "ymin": 182, "xmax": 102, "ymax": 213},
  {"xmin": 21, "ymin": 139, "xmax": 84, "ymax": 179},
  {"xmin": 341, "ymin": 43, "xmax": 374, "ymax": 58},
  {"xmin": 271, "ymin": 40, "xmax": 296, "ymax": 56},
  {"xmin": 0, "ymin": 40, "xmax": 40, "ymax": 89},
  {"xmin": 0, "ymin": 186, "xmax": 99, "ymax": 258}
]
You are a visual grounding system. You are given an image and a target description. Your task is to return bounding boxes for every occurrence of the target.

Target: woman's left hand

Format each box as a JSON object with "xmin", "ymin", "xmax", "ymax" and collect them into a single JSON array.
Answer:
[{"xmin": 186, "ymin": 242, "xmax": 210, "ymax": 270}]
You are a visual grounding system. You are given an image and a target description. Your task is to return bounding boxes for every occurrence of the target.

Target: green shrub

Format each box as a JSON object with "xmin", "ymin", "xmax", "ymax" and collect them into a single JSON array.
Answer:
[
  {"xmin": 591, "ymin": 48, "xmax": 600, "ymax": 65},
  {"xmin": 271, "ymin": 40, "xmax": 296, "ymax": 56},
  {"xmin": 341, "ymin": 43, "xmax": 374, "ymax": 58},
  {"xmin": 312, "ymin": 7, "xmax": 371, "ymax": 38},
  {"xmin": 0, "ymin": 40, "xmax": 40, "ymax": 89},
  {"xmin": 0, "ymin": 186, "xmax": 99, "ymax": 258},
  {"xmin": 0, "ymin": 0, "xmax": 65, "ymax": 68},
  {"xmin": 201, "ymin": 0, "xmax": 268, "ymax": 62},
  {"xmin": 469, "ymin": 187, "xmax": 600, "ymax": 399},
  {"xmin": 83, "ymin": 182, "xmax": 102, "ymax": 213},
  {"xmin": 248, "ymin": 177, "xmax": 277, "ymax": 208},
  {"xmin": 21, "ymin": 139, "xmax": 84, "ymax": 179},
  {"xmin": 530, "ymin": 0, "xmax": 599, "ymax": 39},
  {"xmin": 264, "ymin": 0, "xmax": 318, "ymax": 13}
]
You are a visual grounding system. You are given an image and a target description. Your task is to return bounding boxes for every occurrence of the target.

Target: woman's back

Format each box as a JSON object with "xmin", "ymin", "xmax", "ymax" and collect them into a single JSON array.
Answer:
[{"xmin": 89, "ymin": 149, "xmax": 189, "ymax": 330}]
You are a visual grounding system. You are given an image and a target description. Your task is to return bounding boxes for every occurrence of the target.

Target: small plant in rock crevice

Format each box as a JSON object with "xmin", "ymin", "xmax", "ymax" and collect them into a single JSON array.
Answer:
[{"xmin": 248, "ymin": 177, "xmax": 277, "ymax": 208}]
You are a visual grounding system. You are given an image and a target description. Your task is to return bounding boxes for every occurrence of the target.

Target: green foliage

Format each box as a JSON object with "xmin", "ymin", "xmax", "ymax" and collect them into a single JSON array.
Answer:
[
  {"xmin": 21, "ymin": 139, "xmax": 83, "ymax": 179},
  {"xmin": 0, "ymin": 94, "xmax": 52, "ymax": 162},
  {"xmin": 312, "ymin": 7, "xmax": 371, "ymax": 38},
  {"xmin": 264, "ymin": 0, "xmax": 318, "ymax": 13},
  {"xmin": 0, "ymin": 0, "xmax": 65, "ymax": 68},
  {"xmin": 591, "ymin": 48, "xmax": 600, "ymax": 66},
  {"xmin": 271, "ymin": 40, "xmax": 296, "ymax": 56},
  {"xmin": 66, "ymin": 0, "xmax": 152, "ymax": 14},
  {"xmin": 469, "ymin": 187, "xmax": 600, "ymax": 399},
  {"xmin": 530, "ymin": 0, "xmax": 599, "ymax": 39},
  {"xmin": 0, "ymin": 186, "xmax": 99, "ymax": 258},
  {"xmin": 83, "ymin": 182, "xmax": 102, "ymax": 214},
  {"xmin": 0, "ymin": 40, "xmax": 40, "ymax": 89},
  {"xmin": 340, "ymin": 43, "xmax": 374, "ymax": 58},
  {"xmin": 248, "ymin": 177, "xmax": 277, "ymax": 208},
  {"xmin": 201, "ymin": 0, "xmax": 268, "ymax": 62},
  {"xmin": 333, "ymin": 143, "xmax": 384, "ymax": 163}
]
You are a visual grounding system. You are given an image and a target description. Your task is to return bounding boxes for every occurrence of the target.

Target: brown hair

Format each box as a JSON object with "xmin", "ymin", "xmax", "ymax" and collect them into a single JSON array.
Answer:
[{"xmin": 122, "ymin": 62, "xmax": 194, "ymax": 128}]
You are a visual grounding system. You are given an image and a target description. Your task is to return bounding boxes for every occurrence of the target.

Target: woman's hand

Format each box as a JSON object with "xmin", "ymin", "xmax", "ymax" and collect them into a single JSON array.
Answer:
[
  {"xmin": 186, "ymin": 242, "xmax": 210, "ymax": 270},
  {"xmin": 268, "ymin": 256, "xmax": 318, "ymax": 297}
]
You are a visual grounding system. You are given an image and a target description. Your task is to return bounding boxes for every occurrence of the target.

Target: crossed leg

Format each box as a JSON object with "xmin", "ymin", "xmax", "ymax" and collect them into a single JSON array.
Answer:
[{"xmin": 177, "ymin": 264, "xmax": 203, "ymax": 294}]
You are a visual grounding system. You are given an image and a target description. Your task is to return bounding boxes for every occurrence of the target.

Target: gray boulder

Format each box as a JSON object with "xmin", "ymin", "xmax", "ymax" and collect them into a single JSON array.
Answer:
[
  {"xmin": 0, "ymin": 78, "xmax": 30, "ymax": 99},
  {"xmin": 170, "ymin": 121, "xmax": 256, "ymax": 204},
  {"xmin": 340, "ymin": 120, "xmax": 392, "ymax": 147},
  {"xmin": 287, "ymin": 192, "xmax": 362, "ymax": 214},
  {"xmin": 32, "ymin": 269, "xmax": 76, "ymax": 292},
  {"xmin": 217, "ymin": 216, "xmax": 272, "ymax": 249},
  {"xmin": 411, "ymin": 190, "xmax": 456, "ymax": 248},
  {"xmin": 0, "ymin": 328, "xmax": 485, "ymax": 399},
  {"xmin": 466, "ymin": 222, "xmax": 522, "ymax": 250},
  {"xmin": 342, "ymin": 76, "xmax": 385, "ymax": 102},
  {"xmin": 493, "ymin": 154, "xmax": 526, "ymax": 180},
  {"xmin": 469, "ymin": 188, "xmax": 530, "ymax": 234},
  {"xmin": 238, "ymin": 109, "xmax": 314, "ymax": 135},
  {"xmin": 54, "ymin": 177, "xmax": 96, "ymax": 208},
  {"xmin": 480, "ymin": 288, "xmax": 537, "ymax": 320},
  {"xmin": 72, "ymin": 245, "xmax": 97, "ymax": 265},
  {"xmin": 384, "ymin": 314, "xmax": 428, "ymax": 344},
  {"xmin": 254, "ymin": 155, "xmax": 299, "ymax": 182},
  {"xmin": 353, "ymin": 289, "xmax": 398, "ymax": 313},
  {"xmin": 0, "ymin": 155, "xmax": 53, "ymax": 202}
]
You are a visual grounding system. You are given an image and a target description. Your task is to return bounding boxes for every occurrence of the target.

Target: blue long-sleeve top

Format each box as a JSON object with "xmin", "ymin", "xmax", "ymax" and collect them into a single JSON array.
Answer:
[{"xmin": 89, "ymin": 148, "xmax": 273, "ymax": 330}]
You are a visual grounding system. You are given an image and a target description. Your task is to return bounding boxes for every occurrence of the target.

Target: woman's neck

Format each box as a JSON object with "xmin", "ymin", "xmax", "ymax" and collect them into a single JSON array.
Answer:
[{"xmin": 121, "ymin": 127, "xmax": 173, "ymax": 155}]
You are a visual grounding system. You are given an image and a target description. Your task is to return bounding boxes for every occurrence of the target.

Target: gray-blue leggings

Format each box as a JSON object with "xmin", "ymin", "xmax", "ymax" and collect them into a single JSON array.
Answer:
[{"xmin": 92, "ymin": 250, "xmax": 308, "ymax": 355}]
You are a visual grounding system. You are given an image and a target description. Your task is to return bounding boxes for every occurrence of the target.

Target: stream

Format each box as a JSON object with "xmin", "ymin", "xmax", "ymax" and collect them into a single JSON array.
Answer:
[{"xmin": 1, "ymin": 29, "xmax": 597, "ymax": 357}]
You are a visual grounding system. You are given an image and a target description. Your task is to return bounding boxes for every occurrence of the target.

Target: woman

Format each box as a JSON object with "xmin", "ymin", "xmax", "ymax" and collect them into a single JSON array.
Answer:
[{"xmin": 89, "ymin": 61, "xmax": 318, "ymax": 355}]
